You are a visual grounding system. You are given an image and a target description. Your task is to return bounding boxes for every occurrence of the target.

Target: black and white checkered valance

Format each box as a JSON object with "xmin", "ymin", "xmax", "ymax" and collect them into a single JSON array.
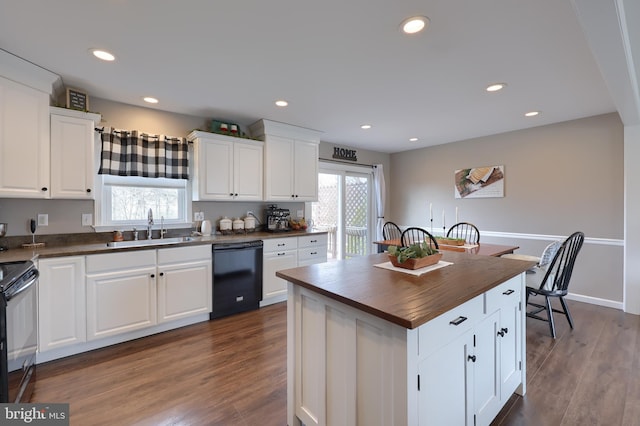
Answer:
[{"xmin": 98, "ymin": 128, "xmax": 189, "ymax": 179}]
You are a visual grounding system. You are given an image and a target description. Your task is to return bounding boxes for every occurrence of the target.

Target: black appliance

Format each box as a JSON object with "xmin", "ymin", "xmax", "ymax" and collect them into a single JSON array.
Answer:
[
  {"xmin": 0, "ymin": 260, "xmax": 38, "ymax": 403},
  {"xmin": 211, "ymin": 241, "xmax": 263, "ymax": 319},
  {"xmin": 265, "ymin": 205, "xmax": 290, "ymax": 232}
]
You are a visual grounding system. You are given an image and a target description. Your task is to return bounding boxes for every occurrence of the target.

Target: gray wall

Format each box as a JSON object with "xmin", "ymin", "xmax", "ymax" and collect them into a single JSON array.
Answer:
[{"xmin": 389, "ymin": 113, "xmax": 624, "ymax": 304}]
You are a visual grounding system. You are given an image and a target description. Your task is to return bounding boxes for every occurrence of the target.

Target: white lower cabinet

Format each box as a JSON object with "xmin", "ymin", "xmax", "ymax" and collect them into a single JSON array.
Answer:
[
  {"xmin": 86, "ymin": 250, "xmax": 157, "ymax": 341},
  {"xmin": 297, "ymin": 234, "xmax": 328, "ymax": 266},
  {"xmin": 38, "ymin": 256, "xmax": 86, "ymax": 352},
  {"xmin": 157, "ymin": 245, "xmax": 212, "ymax": 323},
  {"xmin": 86, "ymin": 246, "xmax": 213, "ymax": 341},
  {"xmin": 263, "ymin": 237, "xmax": 298, "ymax": 304},
  {"xmin": 287, "ymin": 274, "xmax": 526, "ymax": 426},
  {"xmin": 262, "ymin": 234, "xmax": 329, "ymax": 305}
]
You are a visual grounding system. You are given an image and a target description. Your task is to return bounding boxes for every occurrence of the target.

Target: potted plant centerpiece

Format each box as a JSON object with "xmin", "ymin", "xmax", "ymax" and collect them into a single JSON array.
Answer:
[
  {"xmin": 434, "ymin": 236, "xmax": 466, "ymax": 246},
  {"xmin": 387, "ymin": 242, "xmax": 443, "ymax": 270}
]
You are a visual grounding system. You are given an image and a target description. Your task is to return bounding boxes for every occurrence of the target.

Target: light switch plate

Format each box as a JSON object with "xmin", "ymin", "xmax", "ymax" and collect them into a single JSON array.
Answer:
[
  {"xmin": 37, "ymin": 214, "xmax": 48, "ymax": 226},
  {"xmin": 82, "ymin": 213, "xmax": 93, "ymax": 227}
]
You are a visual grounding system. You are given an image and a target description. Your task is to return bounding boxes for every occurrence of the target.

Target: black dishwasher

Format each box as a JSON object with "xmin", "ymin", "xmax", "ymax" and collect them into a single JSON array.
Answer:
[{"xmin": 211, "ymin": 240, "xmax": 263, "ymax": 319}]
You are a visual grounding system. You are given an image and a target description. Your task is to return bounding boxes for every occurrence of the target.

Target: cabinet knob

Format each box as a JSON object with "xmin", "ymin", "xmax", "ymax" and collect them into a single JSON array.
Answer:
[
  {"xmin": 41, "ymin": 187, "xmax": 48, "ymax": 191},
  {"xmin": 467, "ymin": 355, "xmax": 476, "ymax": 363},
  {"xmin": 235, "ymin": 193, "xmax": 238, "ymax": 196},
  {"xmin": 294, "ymin": 194, "xmax": 299, "ymax": 198},
  {"xmin": 291, "ymin": 194, "xmax": 295, "ymax": 198},
  {"xmin": 230, "ymin": 193, "xmax": 234, "ymax": 196},
  {"xmin": 150, "ymin": 274, "xmax": 155, "ymax": 278},
  {"xmin": 86, "ymin": 188, "xmax": 91, "ymax": 193},
  {"xmin": 159, "ymin": 272, "xmax": 164, "ymax": 277}
]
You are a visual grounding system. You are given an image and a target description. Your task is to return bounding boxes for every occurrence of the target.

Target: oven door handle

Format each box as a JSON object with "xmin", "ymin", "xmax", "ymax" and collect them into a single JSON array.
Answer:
[{"xmin": 5, "ymin": 270, "xmax": 39, "ymax": 302}]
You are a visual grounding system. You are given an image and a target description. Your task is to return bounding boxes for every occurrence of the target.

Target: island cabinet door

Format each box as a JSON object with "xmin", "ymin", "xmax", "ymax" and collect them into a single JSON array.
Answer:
[
  {"xmin": 473, "ymin": 310, "xmax": 502, "ymax": 426},
  {"xmin": 417, "ymin": 329, "xmax": 474, "ymax": 426}
]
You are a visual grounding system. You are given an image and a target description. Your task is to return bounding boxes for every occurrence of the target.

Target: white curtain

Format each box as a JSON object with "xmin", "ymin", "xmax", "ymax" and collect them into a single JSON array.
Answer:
[{"xmin": 373, "ymin": 164, "xmax": 386, "ymax": 241}]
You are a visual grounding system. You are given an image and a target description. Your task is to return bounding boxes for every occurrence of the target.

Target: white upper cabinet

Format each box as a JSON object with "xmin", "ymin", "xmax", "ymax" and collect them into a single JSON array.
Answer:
[
  {"xmin": 249, "ymin": 119, "xmax": 322, "ymax": 202},
  {"xmin": 50, "ymin": 107, "xmax": 101, "ymax": 199},
  {"xmin": 188, "ymin": 130, "xmax": 263, "ymax": 201},
  {"xmin": 0, "ymin": 75, "xmax": 50, "ymax": 198}
]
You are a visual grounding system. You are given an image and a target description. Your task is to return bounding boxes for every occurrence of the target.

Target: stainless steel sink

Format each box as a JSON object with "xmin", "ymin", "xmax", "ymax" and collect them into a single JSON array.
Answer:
[{"xmin": 106, "ymin": 236, "xmax": 195, "ymax": 248}]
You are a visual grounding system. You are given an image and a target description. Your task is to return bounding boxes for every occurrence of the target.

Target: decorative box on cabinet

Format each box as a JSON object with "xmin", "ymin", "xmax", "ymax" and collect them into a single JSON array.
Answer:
[
  {"xmin": 249, "ymin": 119, "xmax": 322, "ymax": 202},
  {"xmin": 50, "ymin": 106, "xmax": 101, "ymax": 199},
  {"xmin": 187, "ymin": 130, "xmax": 263, "ymax": 201}
]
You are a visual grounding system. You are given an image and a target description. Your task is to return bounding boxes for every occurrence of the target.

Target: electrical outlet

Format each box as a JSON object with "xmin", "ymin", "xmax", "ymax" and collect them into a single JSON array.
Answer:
[
  {"xmin": 37, "ymin": 214, "xmax": 48, "ymax": 226},
  {"xmin": 194, "ymin": 212, "xmax": 205, "ymax": 221},
  {"xmin": 296, "ymin": 210, "xmax": 304, "ymax": 218},
  {"xmin": 247, "ymin": 210, "xmax": 254, "ymax": 217},
  {"xmin": 82, "ymin": 213, "xmax": 93, "ymax": 227}
]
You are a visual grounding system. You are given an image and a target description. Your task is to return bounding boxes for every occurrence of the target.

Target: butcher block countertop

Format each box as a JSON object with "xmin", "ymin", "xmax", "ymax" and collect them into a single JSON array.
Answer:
[{"xmin": 276, "ymin": 251, "xmax": 535, "ymax": 329}]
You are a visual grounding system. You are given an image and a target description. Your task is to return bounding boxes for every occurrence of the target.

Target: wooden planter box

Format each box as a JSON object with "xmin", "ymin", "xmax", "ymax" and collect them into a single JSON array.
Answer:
[{"xmin": 388, "ymin": 252, "xmax": 443, "ymax": 270}]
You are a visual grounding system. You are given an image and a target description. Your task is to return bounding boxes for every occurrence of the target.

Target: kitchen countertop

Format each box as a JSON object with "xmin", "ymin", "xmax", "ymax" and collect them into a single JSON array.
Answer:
[
  {"xmin": 0, "ymin": 229, "xmax": 328, "ymax": 263},
  {"xmin": 276, "ymin": 251, "xmax": 535, "ymax": 329}
]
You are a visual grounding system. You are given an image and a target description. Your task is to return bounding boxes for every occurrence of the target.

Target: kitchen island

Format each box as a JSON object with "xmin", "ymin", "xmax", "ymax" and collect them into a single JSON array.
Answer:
[{"xmin": 276, "ymin": 251, "xmax": 535, "ymax": 426}]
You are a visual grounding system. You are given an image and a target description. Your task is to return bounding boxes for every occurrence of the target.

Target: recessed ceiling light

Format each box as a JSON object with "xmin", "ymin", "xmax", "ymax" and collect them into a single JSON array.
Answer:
[
  {"xmin": 275, "ymin": 100, "xmax": 288, "ymax": 107},
  {"xmin": 409, "ymin": 137, "xmax": 418, "ymax": 142},
  {"xmin": 400, "ymin": 16, "xmax": 430, "ymax": 34},
  {"xmin": 143, "ymin": 97, "xmax": 159, "ymax": 104},
  {"xmin": 91, "ymin": 49, "xmax": 115, "ymax": 61},
  {"xmin": 486, "ymin": 83, "xmax": 507, "ymax": 92},
  {"xmin": 525, "ymin": 111, "xmax": 540, "ymax": 117},
  {"xmin": 360, "ymin": 124, "xmax": 372, "ymax": 130}
]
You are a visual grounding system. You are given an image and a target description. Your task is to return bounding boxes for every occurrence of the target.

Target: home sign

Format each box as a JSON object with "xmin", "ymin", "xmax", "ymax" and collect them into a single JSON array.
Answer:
[{"xmin": 333, "ymin": 146, "xmax": 357, "ymax": 162}]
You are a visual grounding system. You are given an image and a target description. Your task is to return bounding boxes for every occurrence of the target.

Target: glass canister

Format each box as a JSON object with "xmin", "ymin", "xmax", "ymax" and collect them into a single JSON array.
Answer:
[
  {"xmin": 219, "ymin": 217, "xmax": 232, "ymax": 233},
  {"xmin": 232, "ymin": 217, "xmax": 245, "ymax": 233}
]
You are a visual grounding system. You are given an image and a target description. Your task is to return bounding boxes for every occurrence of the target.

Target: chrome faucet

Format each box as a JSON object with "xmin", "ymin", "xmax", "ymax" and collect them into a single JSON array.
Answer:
[{"xmin": 147, "ymin": 208, "xmax": 154, "ymax": 239}]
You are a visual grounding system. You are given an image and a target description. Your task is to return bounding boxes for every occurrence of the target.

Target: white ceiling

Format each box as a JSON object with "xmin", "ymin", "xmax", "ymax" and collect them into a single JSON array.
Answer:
[{"xmin": 0, "ymin": 0, "xmax": 636, "ymax": 153}]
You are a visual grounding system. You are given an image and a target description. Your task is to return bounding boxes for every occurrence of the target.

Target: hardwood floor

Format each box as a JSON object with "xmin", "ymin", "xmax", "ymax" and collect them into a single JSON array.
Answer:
[{"xmin": 33, "ymin": 299, "xmax": 640, "ymax": 425}]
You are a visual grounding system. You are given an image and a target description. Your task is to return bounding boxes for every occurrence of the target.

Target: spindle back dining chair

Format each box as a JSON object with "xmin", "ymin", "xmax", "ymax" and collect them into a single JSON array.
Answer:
[
  {"xmin": 525, "ymin": 231, "xmax": 585, "ymax": 338},
  {"xmin": 400, "ymin": 227, "xmax": 439, "ymax": 249},
  {"xmin": 446, "ymin": 222, "xmax": 480, "ymax": 244},
  {"xmin": 382, "ymin": 221, "xmax": 402, "ymax": 241}
]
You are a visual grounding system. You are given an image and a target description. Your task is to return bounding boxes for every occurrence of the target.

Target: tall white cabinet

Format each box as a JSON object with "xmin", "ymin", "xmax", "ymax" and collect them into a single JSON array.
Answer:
[
  {"xmin": 50, "ymin": 107, "xmax": 101, "ymax": 199},
  {"xmin": 188, "ymin": 130, "xmax": 263, "ymax": 201},
  {"xmin": 249, "ymin": 119, "xmax": 322, "ymax": 202},
  {"xmin": 0, "ymin": 75, "xmax": 50, "ymax": 198}
]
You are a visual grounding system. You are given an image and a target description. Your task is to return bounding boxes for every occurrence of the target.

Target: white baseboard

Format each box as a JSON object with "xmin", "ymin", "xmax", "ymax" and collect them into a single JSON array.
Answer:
[{"xmin": 565, "ymin": 293, "xmax": 623, "ymax": 310}]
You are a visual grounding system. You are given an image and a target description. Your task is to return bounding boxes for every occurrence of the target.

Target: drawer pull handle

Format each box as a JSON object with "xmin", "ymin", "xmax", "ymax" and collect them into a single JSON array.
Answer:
[
  {"xmin": 311, "ymin": 239, "xmax": 317, "ymax": 243},
  {"xmin": 467, "ymin": 355, "xmax": 476, "ymax": 363},
  {"xmin": 311, "ymin": 251, "xmax": 318, "ymax": 255},
  {"xmin": 503, "ymin": 289, "xmax": 514, "ymax": 295},
  {"xmin": 277, "ymin": 252, "xmax": 286, "ymax": 256},
  {"xmin": 278, "ymin": 243, "xmax": 286, "ymax": 246},
  {"xmin": 449, "ymin": 316, "xmax": 467, "ymax": 326}
]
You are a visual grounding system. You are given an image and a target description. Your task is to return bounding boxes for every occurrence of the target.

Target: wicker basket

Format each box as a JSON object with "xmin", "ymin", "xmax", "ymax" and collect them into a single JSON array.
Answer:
[
  {"xmin": 388, "ymin": 252, "xmax": 443, "ymax": 270},
  {"xmin": 435, "ymin": 238, "xmax": 465, "ymax": 246}
]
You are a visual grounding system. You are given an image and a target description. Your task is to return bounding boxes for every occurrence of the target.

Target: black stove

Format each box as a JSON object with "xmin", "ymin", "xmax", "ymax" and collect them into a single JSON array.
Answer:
[{"xmin": 0, "ymin": 260, "xmax": 39, "ymax": 403}]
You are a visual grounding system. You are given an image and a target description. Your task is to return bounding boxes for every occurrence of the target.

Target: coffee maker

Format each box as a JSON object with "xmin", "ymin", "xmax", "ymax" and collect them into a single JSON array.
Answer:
[{"xmin": 265, "ymin": 205, "xmax": 290, "ymax": 232}]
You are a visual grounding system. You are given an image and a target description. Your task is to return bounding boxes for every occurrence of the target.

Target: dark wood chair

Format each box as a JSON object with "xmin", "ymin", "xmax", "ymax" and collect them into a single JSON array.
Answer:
[
  {"xmin": 400, "ymin": 227, "xmax": 439, "ymax": 249},
  {"xmin": 446, "ymin": 222, "xmax": 480, "ymax": 244},
  {"xmin": 525, "ymin": 231, "xmax": 585, "ymax": 338},
  {"xmin": 382, "ymin": 221, "xmax": 402, "ymax": 241}
]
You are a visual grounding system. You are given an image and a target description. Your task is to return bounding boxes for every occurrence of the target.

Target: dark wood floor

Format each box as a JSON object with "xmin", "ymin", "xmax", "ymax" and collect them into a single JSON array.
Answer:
[{"xmin": 33, "ymin": 299, "xmax": 640, "ymax": 425}]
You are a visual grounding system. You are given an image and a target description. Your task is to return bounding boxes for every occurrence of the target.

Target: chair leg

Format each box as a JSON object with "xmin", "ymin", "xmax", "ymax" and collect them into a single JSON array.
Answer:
[
  {"xmin": 545, "ymin": 296, "xmax": 556, "ymax": 338},
  {"xmin": 559, "ymin": 296, "xmax": 574, "ymax": 329}
]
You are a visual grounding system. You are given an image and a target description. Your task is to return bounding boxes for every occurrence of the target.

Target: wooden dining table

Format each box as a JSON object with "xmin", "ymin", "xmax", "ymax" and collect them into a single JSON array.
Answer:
[{"xmin": 373, "ymin": 239, "xmax": 519, "ymax": 257}]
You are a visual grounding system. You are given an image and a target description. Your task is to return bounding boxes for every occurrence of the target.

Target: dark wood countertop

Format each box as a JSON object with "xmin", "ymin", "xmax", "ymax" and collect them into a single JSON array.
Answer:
[
  {"xmin": 276, "ymin": 251, "xmax": 535, "ymax": 329},
  {"xmin": 0, "ymin": 230, "xmax": 327, "ymax": 263}
]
